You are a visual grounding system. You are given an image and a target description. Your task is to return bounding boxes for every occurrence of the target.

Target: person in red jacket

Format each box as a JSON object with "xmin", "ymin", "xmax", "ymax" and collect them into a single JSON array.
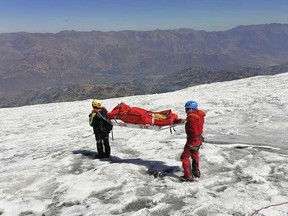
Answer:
[{"xmin": 179, "ymin": 100, "xmax": 205, "ymax": 182}]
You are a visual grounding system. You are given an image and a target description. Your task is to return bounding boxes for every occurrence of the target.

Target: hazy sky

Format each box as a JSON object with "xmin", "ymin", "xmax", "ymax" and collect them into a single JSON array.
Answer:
[{"xmin": 0, "ymin": 0, "xmax": 288, "ymax": 33}]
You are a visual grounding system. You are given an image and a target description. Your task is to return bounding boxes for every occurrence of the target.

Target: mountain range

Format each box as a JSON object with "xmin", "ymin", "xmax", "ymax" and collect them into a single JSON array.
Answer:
[{"xmin": 1, "ymin": 23, "xmax": 288, "ymax": 107}]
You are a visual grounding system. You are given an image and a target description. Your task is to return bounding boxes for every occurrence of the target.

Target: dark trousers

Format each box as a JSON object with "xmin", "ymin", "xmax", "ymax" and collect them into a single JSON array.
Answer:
[{"xmin": 95, "ymin": 133, "xmax": 110, "ymax": 158}]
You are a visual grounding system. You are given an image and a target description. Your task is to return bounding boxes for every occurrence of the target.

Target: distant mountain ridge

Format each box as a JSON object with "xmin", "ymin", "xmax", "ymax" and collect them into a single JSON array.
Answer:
[
  {"xmin": 1, "ymin": 23, "xmax": 288, "ymax": 107},
  {"xmin": 1, "ymin": 23, "xmax": 288, "ymax": 91},
  {"xmin": 1, "ymin": 63, "xmax": 288, "ymax": 108}
]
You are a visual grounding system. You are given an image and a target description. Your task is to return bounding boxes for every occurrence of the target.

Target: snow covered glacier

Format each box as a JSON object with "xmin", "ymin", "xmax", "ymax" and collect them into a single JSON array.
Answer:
[{"xmin": 0, "ymin": 73, "xmax": 288, "ymax": 216}]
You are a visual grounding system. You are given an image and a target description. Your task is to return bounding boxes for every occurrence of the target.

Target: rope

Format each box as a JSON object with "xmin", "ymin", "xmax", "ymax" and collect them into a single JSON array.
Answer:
[{"xmin": 250, "ymin": 201, "xmax": 288, "ymax": 216}]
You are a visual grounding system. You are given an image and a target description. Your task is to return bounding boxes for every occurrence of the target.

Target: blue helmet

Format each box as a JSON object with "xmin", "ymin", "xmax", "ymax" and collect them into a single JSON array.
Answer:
[{"xmin": 185, "ymin": 100, "xmax": 198, "ymax": 110}]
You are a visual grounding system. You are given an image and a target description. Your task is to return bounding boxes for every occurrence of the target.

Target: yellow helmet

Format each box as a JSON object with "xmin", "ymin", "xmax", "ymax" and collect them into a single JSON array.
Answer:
[{"xmin": 92, "ymin": 99, "xmax": 102, "ymax": 108}]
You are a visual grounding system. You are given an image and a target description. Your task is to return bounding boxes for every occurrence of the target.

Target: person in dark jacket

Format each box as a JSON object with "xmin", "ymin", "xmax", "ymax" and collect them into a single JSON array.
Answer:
[
  {"xmin": 89, "ymin": 99, "xmax": 112, "ymax": 158},
  {"xmin": 179, "ymin": 100, "xmax": 205, "ymax": 182}
]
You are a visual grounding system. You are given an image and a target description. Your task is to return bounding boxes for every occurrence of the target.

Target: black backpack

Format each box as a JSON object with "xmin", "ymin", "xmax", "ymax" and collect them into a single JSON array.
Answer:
[{"xmin": 101, "ymin": 119, "xmax": 113, "ymax": 134}]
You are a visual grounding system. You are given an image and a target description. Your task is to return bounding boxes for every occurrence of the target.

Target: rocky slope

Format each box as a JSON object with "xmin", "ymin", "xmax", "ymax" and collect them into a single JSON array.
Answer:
[{"xmin": 1, "ymin": 23, "xmax": 288, "ymax": 107}]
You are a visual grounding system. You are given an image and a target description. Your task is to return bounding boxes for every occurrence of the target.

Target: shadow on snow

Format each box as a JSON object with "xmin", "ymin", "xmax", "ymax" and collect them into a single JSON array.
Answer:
[{"xmin": 72, "ymin": 149, "xmax": 181, "ymax": 179}]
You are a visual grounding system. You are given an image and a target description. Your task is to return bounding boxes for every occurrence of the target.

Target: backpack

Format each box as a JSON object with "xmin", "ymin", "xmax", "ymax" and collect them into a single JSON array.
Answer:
[
  {"xmin": 102, "ymin": 119, "xmax": 113, "ymax": 134},
  {"xmin": 89, "ymin": 108, "xmax": 113, "ymax": 134}
]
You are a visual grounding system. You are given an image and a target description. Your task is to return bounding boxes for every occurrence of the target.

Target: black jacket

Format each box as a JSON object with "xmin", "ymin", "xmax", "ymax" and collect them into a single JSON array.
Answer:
[{"xmin": 89, "ymin": 107, "xmax": 112, "ymax": 135}]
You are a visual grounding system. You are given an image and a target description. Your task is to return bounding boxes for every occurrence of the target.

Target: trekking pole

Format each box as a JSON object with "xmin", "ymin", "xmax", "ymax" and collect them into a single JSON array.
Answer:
[{"xmin": 111, "ymin": 129, "xmax": 114, "ymax": 141}]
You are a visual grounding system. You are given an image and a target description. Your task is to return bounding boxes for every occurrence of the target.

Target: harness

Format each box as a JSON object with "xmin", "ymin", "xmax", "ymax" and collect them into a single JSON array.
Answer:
[{"xmin": 186, "ymin": 134, "xmax": 204, "ymax": 151}]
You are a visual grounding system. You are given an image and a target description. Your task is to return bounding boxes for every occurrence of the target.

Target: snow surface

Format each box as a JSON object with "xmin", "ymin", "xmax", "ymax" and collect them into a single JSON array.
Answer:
[{"xmin": 0, "ymin": 73, "xmax": 288, "ymax": 216}]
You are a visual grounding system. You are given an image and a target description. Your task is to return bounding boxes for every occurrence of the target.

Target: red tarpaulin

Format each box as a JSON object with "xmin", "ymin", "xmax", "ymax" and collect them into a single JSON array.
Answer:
[{"xmin": 107, "ymin": 102, "xmax": 180, "ymax": 126}]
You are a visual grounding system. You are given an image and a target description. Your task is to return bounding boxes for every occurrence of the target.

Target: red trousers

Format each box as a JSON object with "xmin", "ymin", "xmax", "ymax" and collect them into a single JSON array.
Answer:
[{"xmin": 180, "ymin": 145, "xmax": 200, "ymax": 177}]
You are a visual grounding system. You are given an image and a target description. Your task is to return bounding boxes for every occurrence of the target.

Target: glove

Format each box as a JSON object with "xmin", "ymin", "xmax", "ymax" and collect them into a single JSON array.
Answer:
[
  {"xmin": 174, "ymin": 118, "xmax": 186, "ymax": 124},
  {"xmin": 180, "ymin": 118, "xmax": 186, "ymax": 123}
]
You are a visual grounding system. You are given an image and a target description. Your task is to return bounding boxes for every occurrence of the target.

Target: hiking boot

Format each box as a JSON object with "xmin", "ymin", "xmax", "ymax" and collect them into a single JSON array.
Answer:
[
  {"xmin": 94, "ymin": 154, "xmax": 105, "ymax": 159},
  {"xmin": 192, "ymin": 170, "xmax": 201, "ymax": 178},
  {"xmin": 179, "ymin": 175, "xmax": 194, "ymax": 182}
]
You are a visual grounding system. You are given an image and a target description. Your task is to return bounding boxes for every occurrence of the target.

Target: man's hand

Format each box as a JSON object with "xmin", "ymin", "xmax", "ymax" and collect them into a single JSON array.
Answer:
[{"xmin": 174, "ymin": 118, "xmax": 186, "ymax": 124}]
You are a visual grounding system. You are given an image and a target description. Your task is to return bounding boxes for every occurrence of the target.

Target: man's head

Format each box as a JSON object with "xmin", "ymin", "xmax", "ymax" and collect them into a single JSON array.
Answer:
[
  {"xmin": 185, "ymin": 100, "xmax": 198, "ymax": 113},
  {"xmin": 92, "ymin": 99, "xmax": 102, "ymax": 109}
]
